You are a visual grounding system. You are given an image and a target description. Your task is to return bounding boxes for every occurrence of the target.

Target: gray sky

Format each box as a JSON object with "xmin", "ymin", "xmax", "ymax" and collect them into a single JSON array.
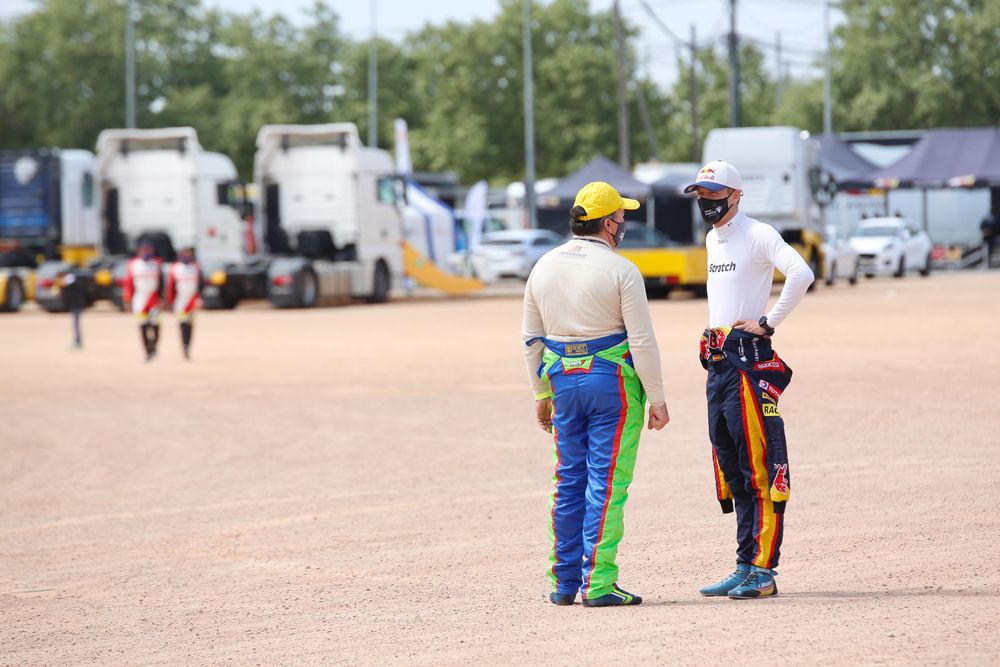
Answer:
[{"xmin": 0, "ymin": 0, "xmax": 843, "ymax": 88}]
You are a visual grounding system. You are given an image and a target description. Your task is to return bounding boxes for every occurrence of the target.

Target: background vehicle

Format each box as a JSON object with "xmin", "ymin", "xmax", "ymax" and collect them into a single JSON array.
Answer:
[
  {"xmin": 246, "ymin": 123, "xmax": 404, "ymax": 307},
  {"xmin": 615, "ymin": 227, "xmax": 683, "ymax": 298},
  {"xmin": 50, "ymin": 127, "xmax": 251, "ymax": 311},
  {"xmin": 849, "ymin": 217, "xmax": 933, "ymax": 278},
  {"xmin": 473, "ymin": 229, "xmax": 562, "ymax": 279},
  {"xmin": 1, "ymin": 149, "xmax": 103, "ymax": 312},
  {"xmin": 822, "ymin": 225, "xmax": 860, "ymax": 286}
]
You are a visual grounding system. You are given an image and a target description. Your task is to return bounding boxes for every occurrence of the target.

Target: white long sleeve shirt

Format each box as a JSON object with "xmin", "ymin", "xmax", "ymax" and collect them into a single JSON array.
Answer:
[
  {"xmin": 706, "ymin": 212, "xmax": 814, "ymax": 328},
  {"xmin": 521, "ymin": 236, "xmax": 666, "ymax": 404}
]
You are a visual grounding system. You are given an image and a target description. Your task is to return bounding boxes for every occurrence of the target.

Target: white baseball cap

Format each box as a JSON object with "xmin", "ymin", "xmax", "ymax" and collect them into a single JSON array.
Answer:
[{"xmin": 683, "ymin": 160, "xmax": 742, "ymax": 194}]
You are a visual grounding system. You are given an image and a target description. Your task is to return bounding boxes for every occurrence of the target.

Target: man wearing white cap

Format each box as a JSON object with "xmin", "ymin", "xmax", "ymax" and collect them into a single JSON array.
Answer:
[
  {"xmin": 685, "ymin": 160, "xmax": 813, "ymax": 599},
  {"xmin": 522, "ymin": 181, "xmax": 670, "ymax": 607}
]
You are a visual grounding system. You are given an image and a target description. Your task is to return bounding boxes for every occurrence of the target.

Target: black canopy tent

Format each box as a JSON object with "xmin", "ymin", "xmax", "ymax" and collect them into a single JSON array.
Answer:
[
  {"xmin": 536, "ymin": 156, "xmax": 652, "ymax": 233},
  {"xmin": 841, "ymin": 128, "xmax": 1000, "ymax": 232},
  {"xmin": 648, "ymin": 174, "xmax": 699, "ymax": 245},
  {"xmin": 817, "ymin": 134, "xmax": 879, "ymax": 189},
  {"xmin": 859, "ymin": 127, "xmax": 1000, "ymax": 189}
]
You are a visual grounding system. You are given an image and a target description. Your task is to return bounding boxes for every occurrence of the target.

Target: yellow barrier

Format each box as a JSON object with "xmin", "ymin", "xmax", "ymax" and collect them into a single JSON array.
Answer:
[{"xmin": 402, "ymin": 242, "xmax": 484, "ymax": 295}]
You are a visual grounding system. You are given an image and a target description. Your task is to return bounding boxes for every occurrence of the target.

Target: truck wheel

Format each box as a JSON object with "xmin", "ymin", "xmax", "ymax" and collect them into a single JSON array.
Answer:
[
  {"xmin": 368, "ymin": 260, "xmax": 390, "ymax": 304},
  {"xmin": 203, "ymin": 290, "xmax": 238, "ymax": 310},
  {"xmin": 825, "ymin": 261, "xmax": 836, "ymax": 286},
  {"xmin": 894, "ymin": 256, "xmax": 905, "ymax": 278},
  {"xmin": 919, "ymin": 253, "xmax": 932, "ymax": 277},
  {"xmin": 849, "ymin": 261, "xmax": 859, "ymax": 285},
  {"xmin": 298, "ymin": 268, "xmax": 318, "ymax": 308},
  {"xmin": 3, "ymin": 277, "xmax": 24, "ymax": 312},
  {"xmin": 692, "ymin": 284, "xmax": 708, "ymax": 299}
]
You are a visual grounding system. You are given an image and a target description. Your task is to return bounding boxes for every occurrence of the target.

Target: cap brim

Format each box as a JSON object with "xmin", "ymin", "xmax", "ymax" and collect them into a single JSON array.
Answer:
[
  {"xmin": 683, "ymin": 180, "xmax": 729, "ymax": 194},
  {"xmin": 621, "ymin": 197, "xmax": 640, "ymax": 210}
]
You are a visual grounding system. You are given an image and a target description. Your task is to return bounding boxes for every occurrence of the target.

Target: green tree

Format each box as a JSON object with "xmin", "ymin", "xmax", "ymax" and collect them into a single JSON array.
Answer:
[{"xmin": 833, "ymin": 0, "xmax": 1000, "ymax": 130}]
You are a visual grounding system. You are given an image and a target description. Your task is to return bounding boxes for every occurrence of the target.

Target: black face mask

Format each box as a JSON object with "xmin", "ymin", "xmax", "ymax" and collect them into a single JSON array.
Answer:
[{"xmin": 698, "ymin": 194, "xmax": 731, "ymax": 224}]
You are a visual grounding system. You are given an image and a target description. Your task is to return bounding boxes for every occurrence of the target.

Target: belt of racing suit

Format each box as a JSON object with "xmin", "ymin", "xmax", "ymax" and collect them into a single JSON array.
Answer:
[{"xmin": 527, "ymin": 332, "xmax": 635, "ymax": 383}]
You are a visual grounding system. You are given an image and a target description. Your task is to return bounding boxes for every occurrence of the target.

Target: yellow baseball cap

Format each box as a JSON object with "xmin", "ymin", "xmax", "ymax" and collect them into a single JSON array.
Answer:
[{"xmin": 573, "ymin": 181, "xmax": 640, "ymax": 221}]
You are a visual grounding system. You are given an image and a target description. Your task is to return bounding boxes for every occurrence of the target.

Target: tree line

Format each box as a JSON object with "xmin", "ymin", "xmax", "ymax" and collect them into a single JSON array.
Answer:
[{"xmin": 1, "ymin": 0, "xmax": 997, "ymax": 183}]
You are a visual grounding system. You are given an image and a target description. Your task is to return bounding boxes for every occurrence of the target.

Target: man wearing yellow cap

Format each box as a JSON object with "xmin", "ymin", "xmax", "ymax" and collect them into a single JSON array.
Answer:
[{"xmin": 522, "ymin": 181, "xmax": 670, "ymax": 607}]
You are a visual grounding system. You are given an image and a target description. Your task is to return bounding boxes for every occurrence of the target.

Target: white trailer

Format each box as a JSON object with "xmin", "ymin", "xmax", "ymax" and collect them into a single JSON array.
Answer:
[
  {"xmin": 247, "ymin": 123, "xmax": 403, "ymax": 307},
  {"xmin": 702, "ymin": 126, "xmax": 827, "ymax": 279}
]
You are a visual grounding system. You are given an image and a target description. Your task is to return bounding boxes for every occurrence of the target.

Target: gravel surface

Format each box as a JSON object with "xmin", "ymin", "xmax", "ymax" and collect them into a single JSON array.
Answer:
[{"xmin": 2, "ymin": 271, "xmax": 998, "ymax": 665}]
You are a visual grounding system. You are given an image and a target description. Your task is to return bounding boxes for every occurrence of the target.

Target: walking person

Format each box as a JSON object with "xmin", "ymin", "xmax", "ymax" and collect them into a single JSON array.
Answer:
[
  {"xmin": 123, "ymin": 242, "xmax": 163, "ymax": 362},
  {"xmin": 166, "ymin": 247, "xmax": 202, "ymax": 360},
  {"xmin": 58, "ymin": 267, "xmax": 87, "ymax": 349},
  {"xmin": 685, "ymin": 161, "xmax": 814, "ymax": 599},
  {"xmin": 522, "ymin": 181, "xmax": 670, "ymax": 608}
]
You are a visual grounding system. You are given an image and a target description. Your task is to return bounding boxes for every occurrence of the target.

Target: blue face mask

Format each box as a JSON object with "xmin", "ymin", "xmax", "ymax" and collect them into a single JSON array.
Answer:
[
  {"xmin": 180, "ymin": 255, "xmax": 193, "ymax": 265},
  {"xmin": 142, "ymin": 251, "xmax": 154, "ymax": 261}
]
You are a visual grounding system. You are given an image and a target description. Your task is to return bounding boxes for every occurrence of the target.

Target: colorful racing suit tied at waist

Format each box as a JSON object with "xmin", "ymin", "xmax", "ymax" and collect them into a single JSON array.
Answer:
[{"xmin": 526, "ymin": 333, "xmax": 638, "ymax": 386}]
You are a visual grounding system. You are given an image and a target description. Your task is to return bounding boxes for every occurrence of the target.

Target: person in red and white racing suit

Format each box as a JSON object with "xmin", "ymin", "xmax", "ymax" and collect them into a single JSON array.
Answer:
[
  {"xmin": 166, "ymin": 247, "xmax": 202, "ymax": 360},
  {"xmin": 123, "ymin": 243, "xmax": 163, "ymax": 361}
]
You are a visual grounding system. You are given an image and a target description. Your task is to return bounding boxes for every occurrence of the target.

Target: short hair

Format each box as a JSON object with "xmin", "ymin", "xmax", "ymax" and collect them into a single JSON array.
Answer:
[{"xmin": 569, "ymin": 205, "xmax": 606, "ymax": 236}]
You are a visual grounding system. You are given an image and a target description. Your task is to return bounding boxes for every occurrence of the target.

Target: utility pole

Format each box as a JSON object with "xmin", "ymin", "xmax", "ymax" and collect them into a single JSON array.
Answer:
[
  {"xmin": 690, "ymin": 24, "xmax": 699, "ymax": 162},
  {"xmin": 368, "ymin": 0, "xmax": 378, "ymax": 147},
  {"xmin": 823, "ymin": 0, "xmax": 833, "ymax": 135},
  {"xmin": 635, "ymin": 47, "xmax": 659, "ymax": 161},
  {"xmin": 775, "ymin": 32, "xmax": 783, "ymax": 108},
  {"xmin": 613, "ymin": 0, "xmax": 630, "ymax": 169},
  {"xmin": 522, "ymin": 0, "xmax": 537, "ymax": 229},
  {"xmin": 728, "ymin": 0, "xmax": 740, "ymax": 127},
  {"xmin": 125, "ymin": 0, "xmax": 135, "ymax": 128}
]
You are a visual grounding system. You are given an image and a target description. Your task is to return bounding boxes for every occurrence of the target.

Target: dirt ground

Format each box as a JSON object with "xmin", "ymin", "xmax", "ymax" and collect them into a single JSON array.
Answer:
[{"xmin": 2, "ymin": 270, "xmax": 998, "ymax": 666}]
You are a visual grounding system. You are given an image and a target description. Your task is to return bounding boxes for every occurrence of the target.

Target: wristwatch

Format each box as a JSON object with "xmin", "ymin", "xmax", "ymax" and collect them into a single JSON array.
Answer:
[{"xmin": 758, "ymin": 316, "xmax": 775, "ymax": 336}]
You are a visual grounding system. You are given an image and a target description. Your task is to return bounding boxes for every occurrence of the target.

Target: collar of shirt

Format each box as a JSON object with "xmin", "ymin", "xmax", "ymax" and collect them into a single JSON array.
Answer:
[
  {"xmin": 713, "ymin": 212, "xmax": 747, "ymax": 240},
  {"xmin": 572, "ymin": 235, "xmax": 612, "ymax": 249}
]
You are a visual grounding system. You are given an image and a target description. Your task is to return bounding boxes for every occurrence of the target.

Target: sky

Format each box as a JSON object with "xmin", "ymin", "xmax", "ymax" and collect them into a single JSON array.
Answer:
[{"xmin": 0, "ymin": 0, "xmax": 845, "ymax": 89}]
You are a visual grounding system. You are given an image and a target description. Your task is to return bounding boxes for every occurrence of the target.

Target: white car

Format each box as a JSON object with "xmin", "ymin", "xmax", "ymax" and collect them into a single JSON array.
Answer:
[
  {"xmin": 849, "ymin": 217, "xmax": 933, "ymax": 278},
  {"xmin": 474, "ymin": 229, "xmax": 564, "ymax": 279},
  {"xmin": 822, "ymin": 225, "xmax": 860, "ymax": 286}
]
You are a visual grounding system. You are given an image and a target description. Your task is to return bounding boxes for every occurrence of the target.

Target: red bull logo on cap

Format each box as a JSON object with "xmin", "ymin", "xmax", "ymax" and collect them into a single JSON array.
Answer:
[{"xmin": 698, "ymin": 167, "xmax": 716, "ymax": 180}]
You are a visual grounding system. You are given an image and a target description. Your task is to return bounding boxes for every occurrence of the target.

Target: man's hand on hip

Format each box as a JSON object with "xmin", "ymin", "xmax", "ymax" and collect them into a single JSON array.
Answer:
[
  {"xmin": 647, "ymin": 402, "xmax": 670, "ymax": 430},
  {"xmin": 536, "ymin": 398, "xmax": 553, "ymax": 433},
  {"xmin": 733, "ymin": 319, "xmax": 769, "ymax": 336}
]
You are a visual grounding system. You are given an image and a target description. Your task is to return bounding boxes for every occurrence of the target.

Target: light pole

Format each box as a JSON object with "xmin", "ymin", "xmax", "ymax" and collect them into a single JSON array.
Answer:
[
  {"xmin": 368, "ymin": 0, "xmax": 378, "ymax": 147},
  {"xmin": 125, "ymin": 0, "xmax": 135, "ymax": 128},
  {"xmin": 522, "ymin": 0, "xmax": 537, "ymax": 229}
]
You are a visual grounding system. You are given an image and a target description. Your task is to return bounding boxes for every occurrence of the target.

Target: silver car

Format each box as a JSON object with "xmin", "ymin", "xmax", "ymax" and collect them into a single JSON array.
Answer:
[{"xmin": 474, "ymin": 230, "xmax": 564, "ymax": 279}]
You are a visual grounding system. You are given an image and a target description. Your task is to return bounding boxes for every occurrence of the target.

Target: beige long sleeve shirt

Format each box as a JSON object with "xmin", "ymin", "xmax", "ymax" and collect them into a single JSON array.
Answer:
[{"xmin": 521, "ymin": 236, "xmax": 666, "ymax": 405}]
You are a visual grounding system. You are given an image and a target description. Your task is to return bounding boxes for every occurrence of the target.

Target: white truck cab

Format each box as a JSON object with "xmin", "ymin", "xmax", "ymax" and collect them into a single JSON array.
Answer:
[
  {"xmin": 252, "ymin": 123, "xmax": 403, "ymax": 306},
  {"xmin": 96, "ymin": 127, "xmax": 244, "ymax": 266}
]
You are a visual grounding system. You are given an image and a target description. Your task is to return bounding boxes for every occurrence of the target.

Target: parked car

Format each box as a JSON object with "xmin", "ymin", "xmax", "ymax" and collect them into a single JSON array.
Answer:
[
  {"xmin": 822, "ymin": 225, "xmax": 860, "ymax": 286},
  {"xmin": 474, "ymin": 229, "xmax": 564, "ymax": 279},
  {"xmin": 849, "ymin": 217, "xmax": 933, "ymax": 278}
]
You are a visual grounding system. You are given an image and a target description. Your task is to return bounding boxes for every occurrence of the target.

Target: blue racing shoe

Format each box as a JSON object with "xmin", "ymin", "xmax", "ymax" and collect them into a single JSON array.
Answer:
[
  {"xmin": 549, "ymin": 592, "xmax": 576, "ymax": 606},
  {"xmin": 727, "ymin": 566, "xmax": 778, "ymax": 599},
  {"xmin": 582, "ymin": 585, "xmax": 642, "ymax": 607},
  {"xmin": 699, "ymin": 563, "xmax": 751, "ymax": 596}
]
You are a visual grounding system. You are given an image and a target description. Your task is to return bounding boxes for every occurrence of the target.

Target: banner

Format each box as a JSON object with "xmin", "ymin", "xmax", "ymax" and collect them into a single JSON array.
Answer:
[{"xmin": 394, "ymin": 118, "xmax": 412, "ymax": 175}]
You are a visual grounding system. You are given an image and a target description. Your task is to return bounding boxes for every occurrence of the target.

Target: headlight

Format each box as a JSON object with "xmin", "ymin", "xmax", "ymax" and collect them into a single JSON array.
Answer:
[{"xmin": 882, "ymin": 242, "xmax": 896, "ymax": 251}]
